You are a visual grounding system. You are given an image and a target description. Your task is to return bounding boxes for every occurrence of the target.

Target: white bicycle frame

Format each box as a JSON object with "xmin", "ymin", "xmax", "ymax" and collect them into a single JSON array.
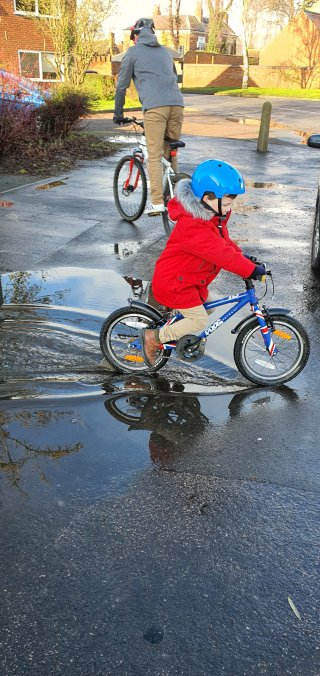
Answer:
[{"xmin": 161, "ymin": 157, "xmax": 176, "ymax": 199}]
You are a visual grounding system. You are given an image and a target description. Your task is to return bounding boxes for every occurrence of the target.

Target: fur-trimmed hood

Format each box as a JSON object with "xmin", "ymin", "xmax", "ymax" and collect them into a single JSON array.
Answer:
[{"xmin": 168, "ymin": 179, "xmax": 216, "ymax": 222}]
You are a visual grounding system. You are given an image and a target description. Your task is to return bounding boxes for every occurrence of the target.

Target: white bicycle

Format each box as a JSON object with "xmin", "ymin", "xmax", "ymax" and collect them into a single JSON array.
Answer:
[{"xmin": 113, "ymin": 116, "xmax": 190, "ymax": 236}]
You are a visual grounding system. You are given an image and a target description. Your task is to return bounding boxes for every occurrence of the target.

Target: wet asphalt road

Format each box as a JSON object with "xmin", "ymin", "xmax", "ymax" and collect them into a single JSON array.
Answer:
[
  {"xmin": 183, "ymin": 94, "xmax": 320, "ymax": 132},
  {"xmin": 1, "ymin": 128, "xmax": 320, "ymax": 675}
]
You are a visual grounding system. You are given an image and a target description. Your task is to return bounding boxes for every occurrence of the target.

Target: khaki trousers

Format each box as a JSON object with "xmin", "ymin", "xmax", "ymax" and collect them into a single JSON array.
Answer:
[
  {"xmin": 158, "ymin": 293, "xmax": 215, "ymax": 343},
  {"xmin": 143, "ymin": 105, "xmax": 184, "ymax": 204}
]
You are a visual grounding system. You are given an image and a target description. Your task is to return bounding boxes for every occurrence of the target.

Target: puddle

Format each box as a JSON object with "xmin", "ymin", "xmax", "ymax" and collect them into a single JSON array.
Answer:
[
  {"xmin": 35, "ymin": 179, "xmax": 67, "ymax": 190},
  {"xmin": 0, "ymin": 380, "xmax": 300, "ymax": 502},
  {"xmin": 246, "ymin": 180, "xmax": 279, "ymax": 189},
  {"xmin": 0, "ymin": 267, "xmax": 236, "ymax": 397},
  {"xmin": 0, "ymin": 265, "xmax": 308, "ymax": 509}
]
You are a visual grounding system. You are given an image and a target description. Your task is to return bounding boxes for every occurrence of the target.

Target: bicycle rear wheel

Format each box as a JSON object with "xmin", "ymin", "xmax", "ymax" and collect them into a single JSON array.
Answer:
[
  {"xmin": 162, "ymin": 172, "xmax": 191, "ymax": 236},
  {"xmin": 113, "ymin": 156, "xmax": 147, "ymax": 222},
  {"xmin": 234, "ymin": 313, "xmax": 310, "ymax": 385},
  {"xmin": 100, "ymin": 306, "xmax": 171, "ymax": 374}
]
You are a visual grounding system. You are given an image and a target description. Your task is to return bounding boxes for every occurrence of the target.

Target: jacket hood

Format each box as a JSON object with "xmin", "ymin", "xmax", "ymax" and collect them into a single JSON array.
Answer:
[
  {"xmin": 168, "ymin": 179, "xmax": 216, "ymax": 222},
  {"xmin": 136, "ymin": 26, "xmax": 161, "ymax": 48}
]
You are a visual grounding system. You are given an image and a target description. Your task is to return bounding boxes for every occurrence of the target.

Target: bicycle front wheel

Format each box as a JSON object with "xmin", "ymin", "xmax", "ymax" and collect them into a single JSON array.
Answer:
[
  {"xmin": 233, "ymin": 313, "xmax": 310, "ymax": 385},
  {"xmin": 113, "ymin": 156, "xmax": 147, "ymax": 222},
  {"xmin": 162, "ymin": 172, "xmax": 191, "ymax": 236},
  {"xmin": 100, "ymin": 306, "xmax": 170, "ymax": 374}
]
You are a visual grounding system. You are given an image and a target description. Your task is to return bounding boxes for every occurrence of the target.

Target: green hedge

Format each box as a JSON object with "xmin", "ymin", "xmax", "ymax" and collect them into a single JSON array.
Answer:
[{"xmin": 79, "ymin": 74, "xmax": 116, "ymax": 101}]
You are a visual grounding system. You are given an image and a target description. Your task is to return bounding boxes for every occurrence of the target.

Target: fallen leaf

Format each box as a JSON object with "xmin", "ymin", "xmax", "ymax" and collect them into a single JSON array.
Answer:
[
  {"xmin": 288, "ymin": 596, "xmax": 301, "ymax": 620},
  {"xmin": 0, "ymin": 200, "xmax": 13, "ymax": 208}
]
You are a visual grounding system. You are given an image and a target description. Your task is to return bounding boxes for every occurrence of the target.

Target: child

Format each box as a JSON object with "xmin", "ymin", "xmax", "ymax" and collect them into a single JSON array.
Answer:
[{"xmin": 140, "ymin": 159, "xmax": 266, "ymax": 366}]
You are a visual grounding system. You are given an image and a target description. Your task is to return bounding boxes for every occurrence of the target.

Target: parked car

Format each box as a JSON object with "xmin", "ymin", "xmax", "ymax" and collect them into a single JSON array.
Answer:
[
  {"xmin": 0, "ymin": 69, "xmax": 47, "ymax": 112},
  {"xmin": 307, "ymin": 134, "xmax": 320, "ymax": 273}
]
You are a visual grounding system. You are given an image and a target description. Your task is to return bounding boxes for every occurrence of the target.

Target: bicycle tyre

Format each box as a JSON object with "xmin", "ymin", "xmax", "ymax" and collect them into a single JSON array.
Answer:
[
  {"xmin": 233, "ymin": 313, "xmax": 310, "ymax": 385},
  {"xmin": 105, "ymin": 394, "xmax": 149, "ymax": 425},
  {"xmin": 311, "ymin": 188, "xmax": 320, "ymax": 273},
  {"xmin": 162, "ymin": 172, "xmax": 191, "ymax": 236},
  {"xmin": 113, "ymin": 156, "xmax": 147, "ymax": 222},
  {"xmin": 100, "ymin": 306, "xmax": 171, "ymax": 374}
]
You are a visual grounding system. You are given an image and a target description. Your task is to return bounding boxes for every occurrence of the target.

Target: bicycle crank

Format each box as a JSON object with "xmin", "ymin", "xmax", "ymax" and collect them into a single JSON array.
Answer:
[{"xmin": 176, "ymin": 334, "xmax": 206, "ymax": 361}]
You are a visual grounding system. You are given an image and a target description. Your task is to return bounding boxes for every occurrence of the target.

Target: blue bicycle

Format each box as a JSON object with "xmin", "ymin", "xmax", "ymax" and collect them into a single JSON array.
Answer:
[{"xmin": 100, "ymin": 272, "xmax": 310, "ymax": 385}]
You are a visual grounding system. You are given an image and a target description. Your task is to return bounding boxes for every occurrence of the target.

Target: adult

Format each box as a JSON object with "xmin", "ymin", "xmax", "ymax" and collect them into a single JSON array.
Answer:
[{"xmin": 113, "ymin": 17, "xmax": 184, "ymax": 216}]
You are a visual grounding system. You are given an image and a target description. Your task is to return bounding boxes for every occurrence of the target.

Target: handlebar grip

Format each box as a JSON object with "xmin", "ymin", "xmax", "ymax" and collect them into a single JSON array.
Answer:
[{"xmin": 257, "ymin": 270, "xmax": 271, "ymax": 281}]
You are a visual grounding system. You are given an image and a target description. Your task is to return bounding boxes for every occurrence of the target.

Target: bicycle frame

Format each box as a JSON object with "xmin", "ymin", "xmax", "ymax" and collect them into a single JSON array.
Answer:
[
  {"xmin": 156, "ymin": 280, "xmax": 277, "ymax": 357},
  {"xmin": 124, "ymin": 144, "xmax": 176, "ymax": 198},
  {"xmin": 122, "ymin": 119, "xmax": 177, "ymax": 200},
  {"xmin": 161, "ymin": 157, "xmax": 176, "ymax": 198}
]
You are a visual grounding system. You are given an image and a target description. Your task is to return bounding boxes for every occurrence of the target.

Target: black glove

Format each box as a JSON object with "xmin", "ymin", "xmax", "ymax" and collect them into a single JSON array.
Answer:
[
  {"xmin": 249, "ymin": 264, "xmax": 267, "ymax": 280},
  {"xmin": 113, "ymin": 114, "xmax": 124, "ymax": 125}
]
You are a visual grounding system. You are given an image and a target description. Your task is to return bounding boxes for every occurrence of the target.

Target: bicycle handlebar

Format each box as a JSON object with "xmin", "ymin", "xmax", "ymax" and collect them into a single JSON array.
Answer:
[{"xmin": 121, "ymin": 116, "xmax": 144, "ymax": 128}]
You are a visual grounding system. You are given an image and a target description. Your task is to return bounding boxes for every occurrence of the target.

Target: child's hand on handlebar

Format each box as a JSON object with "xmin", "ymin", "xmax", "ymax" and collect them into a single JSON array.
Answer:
[{"xmin": 249, "ymin": 264, "xmax": 268, "ymax": 281}]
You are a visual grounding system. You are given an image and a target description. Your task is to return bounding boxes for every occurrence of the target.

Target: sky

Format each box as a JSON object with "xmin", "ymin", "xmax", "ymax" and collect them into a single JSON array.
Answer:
[{"xmin": 104, "ymin": 0, "xmax": 240, "ymax": 40}]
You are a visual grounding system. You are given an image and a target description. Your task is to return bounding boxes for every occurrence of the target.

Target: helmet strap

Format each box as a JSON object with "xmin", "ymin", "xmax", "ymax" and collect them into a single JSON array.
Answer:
[{"xmin": 201, "ymin": 198, "xmax": 217, "ymax": 214}]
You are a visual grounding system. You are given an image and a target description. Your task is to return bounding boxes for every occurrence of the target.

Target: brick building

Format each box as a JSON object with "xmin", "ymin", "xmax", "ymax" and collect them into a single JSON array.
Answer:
[
  {"xmin": 0, "ymin": 0, "xmax": 57, "ymax": 80},
  {"xmin": 119, "ymin": 3, "xmax": 237, "ymax": 56}
]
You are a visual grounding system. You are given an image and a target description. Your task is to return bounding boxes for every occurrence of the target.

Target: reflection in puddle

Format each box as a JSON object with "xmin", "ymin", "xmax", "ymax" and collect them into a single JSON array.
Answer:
[
  {"xmin": 0, "ymin": 200, "xmax": 14, "ymax": 208},
  {"xmin": 0, "ymin": 381, "xmax": 299, "ymax": 499},
  {"xmin": 0, "ymin": 406, "xmax": 82, "ymax": 493}
]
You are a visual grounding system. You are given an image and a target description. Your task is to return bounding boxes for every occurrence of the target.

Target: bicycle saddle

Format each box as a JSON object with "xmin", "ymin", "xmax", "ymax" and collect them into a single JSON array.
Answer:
[{"xmin": 165, "ymin": 138, "xmax": 186, "ymax": 149}]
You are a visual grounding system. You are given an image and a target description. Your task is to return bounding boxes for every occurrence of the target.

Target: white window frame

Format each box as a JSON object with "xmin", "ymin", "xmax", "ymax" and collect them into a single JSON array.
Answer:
[
  {"xmin": 14, "ymin": 0, "xmax": 58, "ymax": 19},
  {"xmin": 18, "ymin": 49, "xmax": 60, "ymax": 82}
]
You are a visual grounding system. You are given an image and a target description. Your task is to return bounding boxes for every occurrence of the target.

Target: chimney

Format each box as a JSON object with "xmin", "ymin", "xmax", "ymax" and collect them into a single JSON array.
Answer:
[
  {"xmin": 153, "ymin": 4, "xmax": 161, "ymax": 15},
  {"xmin": 195, "ymin": 0, "xmax": 203, "ymax": 22}
]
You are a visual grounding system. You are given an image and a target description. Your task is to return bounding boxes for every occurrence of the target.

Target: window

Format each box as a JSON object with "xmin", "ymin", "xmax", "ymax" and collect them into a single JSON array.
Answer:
[
  {"xmin": 197, "ymin": 36, "xmax": 206, "ymax": 50},
  {"xmin": 14, "ymin": 0, "xmax": 58, "ymax": 17},
  {"xmin": 19, "ymin": 51, "xmax": 59, "ymax": 81}
]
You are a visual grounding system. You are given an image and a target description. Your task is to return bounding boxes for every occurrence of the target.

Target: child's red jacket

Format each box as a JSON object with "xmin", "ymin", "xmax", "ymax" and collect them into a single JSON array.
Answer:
[{"xmin": 152, "ymin": 179, "xmax": 255, "ymax": 309}]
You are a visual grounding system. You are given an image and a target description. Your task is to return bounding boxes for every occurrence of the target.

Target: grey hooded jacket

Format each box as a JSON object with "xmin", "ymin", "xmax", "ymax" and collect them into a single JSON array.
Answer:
[{"xmin": 114, "ymin": 27, "xmax": 184, "ymax": 117}]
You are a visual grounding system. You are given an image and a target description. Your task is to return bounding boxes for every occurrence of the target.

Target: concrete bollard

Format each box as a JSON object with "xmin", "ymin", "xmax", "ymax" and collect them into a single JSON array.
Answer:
[{"xmin": 257, "ymin": 101, "xmax": 272, "ymax": 153}]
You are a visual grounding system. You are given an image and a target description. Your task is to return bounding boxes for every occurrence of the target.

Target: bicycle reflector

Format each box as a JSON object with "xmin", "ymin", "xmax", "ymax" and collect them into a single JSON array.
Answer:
[
  {"xmin": 124, "ymin": 355, "xmax": 145, "ymax": 362},
  {"xmin": 273, "ymin": 329, "xmax": 292, "ymax": 340}
]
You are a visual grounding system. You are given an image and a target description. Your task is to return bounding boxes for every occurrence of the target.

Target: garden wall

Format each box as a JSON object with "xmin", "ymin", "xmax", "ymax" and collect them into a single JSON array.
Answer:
[{"xmin": 182, "ymin": 64, "xmax": 320, "ymax": 89}]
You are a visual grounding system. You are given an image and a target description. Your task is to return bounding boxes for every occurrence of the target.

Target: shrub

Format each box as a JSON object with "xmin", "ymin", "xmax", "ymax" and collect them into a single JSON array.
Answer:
[
  {"xmin": 79, "ymin": 74, "xmax": 116, "ymax": 101},
  {"xmin": 0, "ymin": 96, "xmax": 39, "ymax": 158},
  {"xmin": 38, "ymin": 90, "xmax": 91, "ymax": 138}
]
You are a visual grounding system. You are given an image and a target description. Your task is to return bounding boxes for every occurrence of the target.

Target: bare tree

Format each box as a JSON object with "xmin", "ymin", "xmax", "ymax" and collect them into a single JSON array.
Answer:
[
  {"xmin": 237, "ymin": 0, "xmax": 300, "ymax": 88},
  {"xmin": 168, "ymin": 0, "xmax": 182, "ymax": 50},
  {"xmin": 31, "ymin": 0, "xmax": 116, "ymax": 85},
  {"xmin": 207, "ymin": 0, "xmax": 234, "ymax": 53}
]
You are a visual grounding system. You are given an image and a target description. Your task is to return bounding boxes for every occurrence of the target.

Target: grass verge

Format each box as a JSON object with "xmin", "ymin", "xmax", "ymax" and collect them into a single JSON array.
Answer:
[
  {"xmin": 91, "ymin": 97, "xmax": 141, "ymax": 112},
  {"xmin": 181, "ymin": 86, "xmax": 320, "ymax": 99}
]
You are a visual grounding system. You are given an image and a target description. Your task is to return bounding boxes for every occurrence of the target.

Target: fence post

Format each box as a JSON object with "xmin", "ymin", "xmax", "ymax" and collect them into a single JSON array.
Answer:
[{"xmin": 257, "ymin": 101, "xmax": 272, "ymax": 153}]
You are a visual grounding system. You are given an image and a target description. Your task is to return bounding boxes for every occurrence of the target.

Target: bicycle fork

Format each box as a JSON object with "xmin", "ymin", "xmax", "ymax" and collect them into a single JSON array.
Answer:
[
  {"xmin": 124, "ymin": 157, "xmax": 143, "ymax": 191},
  {"xmin": 252, "ymin": 305, "xmax": 278, "ymax": 356}
]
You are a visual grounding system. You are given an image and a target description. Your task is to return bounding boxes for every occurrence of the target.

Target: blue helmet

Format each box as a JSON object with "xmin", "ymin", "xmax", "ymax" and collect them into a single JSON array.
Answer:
[{"xmin": 191, "ymin": 159, "xmax": 245, "ymax": 199}]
